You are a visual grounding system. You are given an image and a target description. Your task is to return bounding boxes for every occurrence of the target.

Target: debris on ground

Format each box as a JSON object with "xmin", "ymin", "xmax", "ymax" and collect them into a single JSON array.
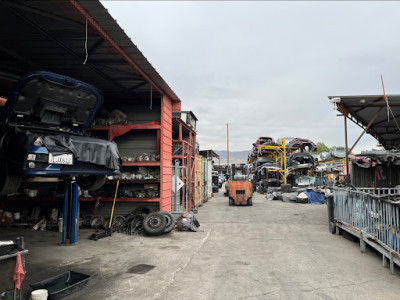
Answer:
[
  {"xmin": 87, "ymin": 209, "xmax": 176, "ymax": 240},
  {"xmin": 176, "ymin": 213, "xmax": 202, "ymax": 232}
]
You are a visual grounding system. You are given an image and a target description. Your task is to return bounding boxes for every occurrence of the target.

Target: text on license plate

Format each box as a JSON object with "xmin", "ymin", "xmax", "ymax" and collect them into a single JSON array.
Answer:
[{"xmin": 48, "ymin": 153, "xmax": 73, "ymax": 165}]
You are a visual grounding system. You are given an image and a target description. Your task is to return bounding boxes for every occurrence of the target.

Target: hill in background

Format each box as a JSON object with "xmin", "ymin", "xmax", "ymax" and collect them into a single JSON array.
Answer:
[{"xmin": 214, "ymin": 150, "xmax": 250, "ymax": 165}]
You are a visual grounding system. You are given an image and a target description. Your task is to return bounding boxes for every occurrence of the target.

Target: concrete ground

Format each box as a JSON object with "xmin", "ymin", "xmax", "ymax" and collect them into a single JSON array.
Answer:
[{"xmin": 1, "ymin": 189, "xmax": 400, "ymax": 299}]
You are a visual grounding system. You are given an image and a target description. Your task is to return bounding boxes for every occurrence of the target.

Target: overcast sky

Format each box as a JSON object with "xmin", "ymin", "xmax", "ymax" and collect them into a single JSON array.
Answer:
[{"xmin": 101, "ymin": 1, "xmax": 400, "ymax": 153}]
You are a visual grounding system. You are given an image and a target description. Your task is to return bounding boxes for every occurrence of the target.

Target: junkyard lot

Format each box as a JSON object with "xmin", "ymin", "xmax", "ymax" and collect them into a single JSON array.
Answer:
[{"xmin": 3, "ymin": 189, "xmax": 400, "ymax": 299}]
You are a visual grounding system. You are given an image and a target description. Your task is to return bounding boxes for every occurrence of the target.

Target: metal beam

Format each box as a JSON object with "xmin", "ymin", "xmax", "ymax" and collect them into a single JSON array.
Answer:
[
  {"xmin": 374, "ymin": 113, "xmax": 400, "ymax": 126},
  {"xmin": 6, "ymin": 5, "xmax": 129, "ymax": 92},
  {"xmin": 348, "ymin": 107, "xmax": 383, "ymax": 154},
  {"xmin": 1, "ymin": 1, "xmax": 85, "ymax": 28},
  {"xmin": 128, "ymin": 81, "xmax": 148, "ymax": 91},
  {"xmin": 0, "ymin": 45, "xmax": 41, "ymax": 70},
  {"xmin": 68, "ymin": 0, "xmax": 166, "ymax": 98},
  {"xmin": 344, "ymin": 115, "xmax": 350, "ymax": 184},
  {"xmin": 87, "ymin": 38, "xmax": 104, "ymax": 56}
]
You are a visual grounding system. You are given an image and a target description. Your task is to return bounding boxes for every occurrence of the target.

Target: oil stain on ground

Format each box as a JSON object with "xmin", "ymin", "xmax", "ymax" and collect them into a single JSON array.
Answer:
[{"xmin": 127, "ymin": 264, "xmax": 156, "ymax": 274}]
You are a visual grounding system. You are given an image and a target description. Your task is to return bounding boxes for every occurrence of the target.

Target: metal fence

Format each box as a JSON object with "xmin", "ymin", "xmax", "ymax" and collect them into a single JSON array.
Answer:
[
  {"xmin": 356, "ymin": 187, "xmax": 400, "ymax": 196},
  {"xmin": 333, "ymin": 188, "xmax": 400, "ymax": 273}
]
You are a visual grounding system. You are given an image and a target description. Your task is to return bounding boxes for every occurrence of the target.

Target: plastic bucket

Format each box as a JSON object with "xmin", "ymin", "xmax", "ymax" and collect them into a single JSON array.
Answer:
[{"xmin": 31, "ymin": 289, "xmax": 48, "ymax": 300}]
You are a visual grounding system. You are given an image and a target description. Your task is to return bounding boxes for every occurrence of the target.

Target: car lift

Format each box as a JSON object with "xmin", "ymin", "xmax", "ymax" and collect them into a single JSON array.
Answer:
[{"xmin": 61, "ymin": 180, "xmax": 79, "ymax": 245}]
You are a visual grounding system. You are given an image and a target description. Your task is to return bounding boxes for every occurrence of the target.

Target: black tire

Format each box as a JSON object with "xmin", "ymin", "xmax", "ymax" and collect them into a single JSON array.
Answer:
[
  {"xmin": 143, "ymin": 212, "xmax": 167, "ymax": 236},
  {"xmin": 247, "ymin": 198, "xmax": 253, "ymax": 206},
  {"xmin": 76, "ymin": 175, "xmax": 106, "ymax": 191},
  {"xmin": 229, "ymin": 198, "xmax": 234, "ymax": 206},
  {"xmin": 0, "ymin": 161, "xmax": 21, "ymax": 195},
  {"xmin": 160, "ymin": 211, "xmax": 175, "ymax": 234}
]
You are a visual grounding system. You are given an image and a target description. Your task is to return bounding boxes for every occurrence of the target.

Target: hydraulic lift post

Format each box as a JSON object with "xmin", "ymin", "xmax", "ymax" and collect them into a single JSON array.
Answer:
[{"xmin": 61, "ymin": 180, "xmax": 79, "ymax": 245}]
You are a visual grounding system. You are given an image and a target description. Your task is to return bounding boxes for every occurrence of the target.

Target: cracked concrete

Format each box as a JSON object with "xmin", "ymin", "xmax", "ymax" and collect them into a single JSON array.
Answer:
[{"xmin": 1, "ymin": 188, "xmax": 400, "ymax": 299}]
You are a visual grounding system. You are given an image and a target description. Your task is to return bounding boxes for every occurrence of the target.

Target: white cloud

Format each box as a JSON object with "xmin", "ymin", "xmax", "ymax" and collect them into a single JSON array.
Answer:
[{"xmin": 102, "ymin": 1, "xmax": 400, "ymax": 153}]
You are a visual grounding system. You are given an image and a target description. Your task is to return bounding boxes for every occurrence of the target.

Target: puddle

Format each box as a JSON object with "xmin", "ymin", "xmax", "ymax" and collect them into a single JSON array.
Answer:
[{"xmin": 127, "ymin": 264, "xmax": 156, "ymax": 274}]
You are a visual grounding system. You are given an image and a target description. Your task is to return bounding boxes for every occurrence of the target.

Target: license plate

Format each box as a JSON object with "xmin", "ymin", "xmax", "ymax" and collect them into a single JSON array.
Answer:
[{"xmin": 49, "ymin": 153, "xmax": 73, "ymax": 165}]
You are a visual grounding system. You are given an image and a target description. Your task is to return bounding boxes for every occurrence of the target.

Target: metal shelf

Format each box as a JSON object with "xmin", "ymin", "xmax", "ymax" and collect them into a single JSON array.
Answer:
[
  {"xmin": 106, "ymin": 179, "xmax": 159, "ymax": 184},
  {"xmin": 92, "ymin": 124, "xmax": 161, "ymax": 131},
  {"xmin": 79, "ymin": 197, "xmax": 159, "ymax": 202},
  {"xmin": 122, "ymin": 161, "xmax": 161, "ymax": 167}
]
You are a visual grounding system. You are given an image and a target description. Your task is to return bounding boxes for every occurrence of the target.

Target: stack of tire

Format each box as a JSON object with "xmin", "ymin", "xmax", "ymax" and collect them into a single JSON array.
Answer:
[{"xmin": 143, "ymin": 211, "xmax": 176, "ymax": 236}]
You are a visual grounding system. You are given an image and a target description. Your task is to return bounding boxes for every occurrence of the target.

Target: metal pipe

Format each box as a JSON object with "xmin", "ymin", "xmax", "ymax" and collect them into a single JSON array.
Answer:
[{"xmin": 226, "ymin": 123, "xmax": 229, "ymax": 165}]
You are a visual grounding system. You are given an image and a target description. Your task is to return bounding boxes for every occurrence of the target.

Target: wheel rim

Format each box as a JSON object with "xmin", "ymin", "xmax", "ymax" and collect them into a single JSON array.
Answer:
[{"xmin": 148, "ymin": 216, "xmax": 162, "ymax": 229}]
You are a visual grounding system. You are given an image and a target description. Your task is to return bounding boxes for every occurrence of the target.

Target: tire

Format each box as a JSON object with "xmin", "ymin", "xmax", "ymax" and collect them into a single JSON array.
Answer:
[
  {"xmin": 143, "ymin": 212, "xmax": 167, "ymax": 236},
  {"xmin": 247, "ymin": 198, "xmax": 253, "ymax": 206},
  {"xmin": 229, "ymin": 198, "xmax": 234, "ymax": 206},
  {"xmin": 76, "ymin": 175, "xmax": 106, "ymax": 191},
  {"xmin": 160, "ymin": 211, "xmax": 175, "ymax": 234},
  {"xmin": 0, "ymin": 161, "xmax": 22, "ymax": 195}
]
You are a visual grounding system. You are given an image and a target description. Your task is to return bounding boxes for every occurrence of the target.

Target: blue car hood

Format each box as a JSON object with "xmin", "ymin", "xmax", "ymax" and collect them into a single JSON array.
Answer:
[{"xmin": 3, "ymin": 71, "xmax": 103, "ymax": 134}]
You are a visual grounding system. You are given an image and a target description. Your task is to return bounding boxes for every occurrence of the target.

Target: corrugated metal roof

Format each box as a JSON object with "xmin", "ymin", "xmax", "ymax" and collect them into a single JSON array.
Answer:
[
  {"xmin": 329, "ymin": 95, "xmax": 400, "ymax": 150},
  {"xmin": 0, "ymin": 0, "xmax": 180, "ymax": 103}
]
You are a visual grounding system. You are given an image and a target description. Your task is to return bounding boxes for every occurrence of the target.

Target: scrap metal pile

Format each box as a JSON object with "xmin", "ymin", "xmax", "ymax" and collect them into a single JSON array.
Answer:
[
  {"xmin": 349, "ymin": 150, "xmax": 400, "ymax": 168},
  {"xmin": 245, "ymin": 136, "xmax": 348, "ymax": 205},
  {"xmin": 84, "ymin": 209, "xmax": 176, "ymax": 240}
]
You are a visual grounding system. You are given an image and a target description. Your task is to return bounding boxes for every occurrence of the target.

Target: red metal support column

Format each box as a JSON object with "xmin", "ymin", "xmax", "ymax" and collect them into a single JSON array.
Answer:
[{"xmin": 344, "ymin": 115, "xmax": 350, "ymax": 184}]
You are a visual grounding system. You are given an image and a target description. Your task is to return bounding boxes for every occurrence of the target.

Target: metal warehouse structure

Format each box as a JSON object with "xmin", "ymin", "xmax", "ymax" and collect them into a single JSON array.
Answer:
[
  {"xmin": 329, "ymin": 94, "xmax": 400, "ymax": 180},
  {"xmin": 328, "ymin": 94, "xmax": 400, "ymax": 275},
  {"xmin": 0, "ymin": 1, "xmax": 184, "ymax": 213}
]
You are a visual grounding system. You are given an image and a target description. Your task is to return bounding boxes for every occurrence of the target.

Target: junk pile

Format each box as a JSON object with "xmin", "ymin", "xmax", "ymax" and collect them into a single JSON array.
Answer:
[
  {"xmin": 107, "ymin": 167, "xmax": 160, "ymax": 181},
  {"xmin": 87, "ymin": 209, "xmax": 176, "ymax": 240},
  {"xmin": 265, "ymin": 175, "xmax": 330, "ymax": 205},
  {"xmin": 92, "ymin": 109, "xmax": 128, "ymax": 126},
  {"xmin": 349, "ymin": 150, "xmax": 400, "ymax": 168},
  {"xmin": 0, "ymin": 207, "xmax": 62, "ymax": 231},
  {"xmin": 176, "ymin": 213, "xmax": 202, "ymax": 232},
  {"xmin": 267, "ymin": 187, "xmax": 328, "ymax": 204},
  {"xmin": 121, "ymin": 153, "xmax": 160, "ymax": 162}
]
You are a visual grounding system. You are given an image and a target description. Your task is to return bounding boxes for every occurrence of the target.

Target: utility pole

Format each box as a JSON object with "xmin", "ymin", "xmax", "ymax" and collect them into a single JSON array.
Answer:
[{"xmin": 226, "ymin": 123, "xmax": 229, "ymax": 165}]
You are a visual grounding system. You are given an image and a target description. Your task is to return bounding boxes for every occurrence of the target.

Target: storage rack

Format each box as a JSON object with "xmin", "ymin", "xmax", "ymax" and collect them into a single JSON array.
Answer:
[
  {"xmin": 80, "ymin": 96, "xmax": 175, "ymax": 212},
  {"xmin": 172, "ymin": 116, "xmax": 196, "ymax": 212}
]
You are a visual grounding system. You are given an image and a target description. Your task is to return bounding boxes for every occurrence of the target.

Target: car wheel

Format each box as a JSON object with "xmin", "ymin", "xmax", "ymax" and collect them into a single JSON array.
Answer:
[
  {"xmin": 229, "ymin": 198, "xmax": 234, "ymax": 206},
  {"xmin": 76, "ymin": 175, "xmax": 106, "ymax": 191},
  {"xmin": 143, "ymin": 212, "xmax": 167, "ymax": 236},
  {"xmin": 247, "ymin": 198, "xmax": 253, "ymax": 206},
  {"xmin": 160, "ymin": 211, "xmax": 175, "ymax": 234},
  {"xmin": 0, "ymin": 161, "xmax": 22, "ymax": 195}
]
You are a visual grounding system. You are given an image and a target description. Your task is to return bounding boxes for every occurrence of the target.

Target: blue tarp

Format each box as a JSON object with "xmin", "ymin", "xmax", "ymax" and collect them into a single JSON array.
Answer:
[{"xmin": 304, "ymin": 191, "xmax": 326, "ymax": 205}]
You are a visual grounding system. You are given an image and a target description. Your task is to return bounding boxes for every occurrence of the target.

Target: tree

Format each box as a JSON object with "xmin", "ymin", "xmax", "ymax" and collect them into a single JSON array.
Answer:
[{"xmin": 316, "ymin": 142, "xmax": 330, "ymax": 154}]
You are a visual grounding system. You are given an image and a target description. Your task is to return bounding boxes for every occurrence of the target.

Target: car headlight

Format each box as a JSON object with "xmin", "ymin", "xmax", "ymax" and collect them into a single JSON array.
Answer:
[{"xmin": 27, "ymin": 154, "xmax": 36, "ymax": 161}]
